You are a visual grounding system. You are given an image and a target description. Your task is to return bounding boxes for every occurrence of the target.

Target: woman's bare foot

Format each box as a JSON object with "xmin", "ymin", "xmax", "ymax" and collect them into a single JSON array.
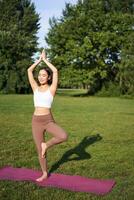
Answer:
[
  {"xmin": 41, "ymin": 142, "xmax": 47, "ymax": 158},
  {"xmin": 36, "ymin": 171, "xmax": 48, "ymax": 182}
]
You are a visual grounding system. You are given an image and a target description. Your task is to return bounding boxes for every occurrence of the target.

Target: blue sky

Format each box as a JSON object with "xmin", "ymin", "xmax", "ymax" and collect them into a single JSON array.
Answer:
[{"xmin": 31, "ymin": 0, "xmax": 78, "ymax": 48}]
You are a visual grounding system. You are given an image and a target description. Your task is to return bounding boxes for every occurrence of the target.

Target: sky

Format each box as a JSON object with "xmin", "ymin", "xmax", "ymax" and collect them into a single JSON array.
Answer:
[{"xmin": 31, "ymin": 0, "xmax": 78, "ymax": 48}]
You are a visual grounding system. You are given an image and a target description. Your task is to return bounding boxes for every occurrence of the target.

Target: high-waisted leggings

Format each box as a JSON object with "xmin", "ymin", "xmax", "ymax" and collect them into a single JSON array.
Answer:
[{"xmin": 31, "ymin": 113, "xmax": 68, "ymax": 173}]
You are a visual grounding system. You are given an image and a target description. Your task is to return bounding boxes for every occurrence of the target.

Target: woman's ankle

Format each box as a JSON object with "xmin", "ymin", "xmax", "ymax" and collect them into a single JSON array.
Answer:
[{"xmin": 42, "ymin": 170, "xmax": 48, "ymax": 174}]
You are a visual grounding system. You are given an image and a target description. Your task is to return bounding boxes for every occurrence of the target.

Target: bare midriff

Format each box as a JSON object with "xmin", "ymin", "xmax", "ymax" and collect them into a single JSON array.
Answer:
[{"xmin": 33, "ymin": 107, "xmax": 51, "ymax": 116}]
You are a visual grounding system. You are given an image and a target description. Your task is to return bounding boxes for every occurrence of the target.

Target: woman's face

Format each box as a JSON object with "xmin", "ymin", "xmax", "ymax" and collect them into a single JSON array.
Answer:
[{"xmin": 38, "ymin": 69, "xmax": 49, "ymax": 85}]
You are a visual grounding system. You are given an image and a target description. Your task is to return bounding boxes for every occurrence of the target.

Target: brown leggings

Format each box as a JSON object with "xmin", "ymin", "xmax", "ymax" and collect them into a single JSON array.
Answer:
[{"xmin": 32, "ymin": 113, "xmax": 68, "ymax": 173}]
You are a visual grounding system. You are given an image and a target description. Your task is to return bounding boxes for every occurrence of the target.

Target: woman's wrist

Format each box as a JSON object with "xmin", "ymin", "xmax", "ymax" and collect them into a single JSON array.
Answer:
[
  {"xmin": 43, "ymin": 58, "xmax": 47, "ymax": 62},
  {"xmin": 37, "ymin": 58, "xmax": 41, "ymax": 63}
]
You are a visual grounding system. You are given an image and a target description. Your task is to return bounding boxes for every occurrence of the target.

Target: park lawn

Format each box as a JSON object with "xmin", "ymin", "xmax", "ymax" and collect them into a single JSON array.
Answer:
[{"xmin": 0, "ymin": 90, "xmax": 134, "ymax": 200}]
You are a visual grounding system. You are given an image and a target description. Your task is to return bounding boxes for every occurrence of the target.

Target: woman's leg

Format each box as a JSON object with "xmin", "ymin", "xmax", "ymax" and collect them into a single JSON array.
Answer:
[
  {"xmin": 32, "ymin": 121, "xmax": 48, "ymax": 181},
  {"xmin": 41, "ymin": 122, "xmax": 68, "ymax": 158}
]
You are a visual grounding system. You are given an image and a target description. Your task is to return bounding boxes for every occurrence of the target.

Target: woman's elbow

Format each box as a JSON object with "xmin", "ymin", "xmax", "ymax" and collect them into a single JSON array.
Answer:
[{"xmin": 27, "ymin": 68, "xmax": 32, "ymax": 72}]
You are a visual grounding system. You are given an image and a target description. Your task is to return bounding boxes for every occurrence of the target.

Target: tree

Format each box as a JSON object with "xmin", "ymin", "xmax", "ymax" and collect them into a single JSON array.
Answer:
[
  {"xmin": 0, "ymin": 0, "xmax": 40, "ymax": 93},
  {"xmin": 45, "ymin": 0, "xmax": 134, "ymax": 95}
]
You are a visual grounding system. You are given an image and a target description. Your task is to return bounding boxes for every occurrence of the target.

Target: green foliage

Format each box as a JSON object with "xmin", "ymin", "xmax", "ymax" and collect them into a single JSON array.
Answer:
[
  {"xmin": 0, "ymin": 0, "xmax": 40, "ymax": 93},
  {"xmin": 116, "ymin": 32, "xmax": 134, "ymax": 95},
  {"xmin": 95, "ymin": 81, "xmax": 121, "ymax": 97},
  {"xmin": 45, "ymin": 0, "xmax": 134, "ymax": 96}
]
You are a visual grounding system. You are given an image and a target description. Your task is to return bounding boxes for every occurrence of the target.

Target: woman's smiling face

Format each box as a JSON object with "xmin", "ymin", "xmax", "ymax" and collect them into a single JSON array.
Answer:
[{"xmin": 38, "ymin": 69, "xmax": 49, "ymax": 85}]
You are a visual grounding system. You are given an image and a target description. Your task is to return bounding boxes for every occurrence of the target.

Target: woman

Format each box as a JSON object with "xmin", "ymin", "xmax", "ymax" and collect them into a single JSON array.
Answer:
[{"xmin": 27, "ymin": 50, "xmax": 68, "ymax": 182}]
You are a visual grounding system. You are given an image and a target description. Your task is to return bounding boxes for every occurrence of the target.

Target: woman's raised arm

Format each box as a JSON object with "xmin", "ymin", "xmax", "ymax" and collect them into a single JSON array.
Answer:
[
  {"xmin": 42, "ymin": 50, "xmax": 58, "ymax": 96},
  {"xmin": 27, "ymin": 54, "xmax": 42, "ymax": 92}
]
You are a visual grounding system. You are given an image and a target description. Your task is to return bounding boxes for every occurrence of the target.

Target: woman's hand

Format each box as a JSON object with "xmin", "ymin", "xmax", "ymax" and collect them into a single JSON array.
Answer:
[
  {"xmin": 42, "ymin": 49, "xmax": 47, "ymax": 60},
  {"xmin": 38, "ymin": 52, "xmax": 43, "ymax": 62}
]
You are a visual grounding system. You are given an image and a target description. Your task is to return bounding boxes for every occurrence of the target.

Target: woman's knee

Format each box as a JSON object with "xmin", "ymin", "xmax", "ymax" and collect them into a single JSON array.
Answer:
[
  {"xmin": 48, "ymin": 123, "xmax": 68, "ymax": 142},
  {"xmin": 60, "ymin": 132, "xmax": 68, "ymax": 142}
]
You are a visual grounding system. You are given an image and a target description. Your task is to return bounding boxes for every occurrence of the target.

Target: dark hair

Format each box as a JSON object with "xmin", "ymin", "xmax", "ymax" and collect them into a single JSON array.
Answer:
[{"xmin": 38, "ymin": 67, "xmax": 52, "ymax": 85}]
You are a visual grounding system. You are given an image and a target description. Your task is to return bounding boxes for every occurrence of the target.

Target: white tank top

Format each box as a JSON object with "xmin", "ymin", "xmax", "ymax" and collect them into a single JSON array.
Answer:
[{"xmin": 33, "ymin": 87, "xmax": 53, "ymax": 108}]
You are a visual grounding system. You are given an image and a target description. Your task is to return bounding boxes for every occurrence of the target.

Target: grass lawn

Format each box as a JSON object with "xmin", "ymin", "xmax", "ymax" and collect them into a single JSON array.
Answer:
[{"xmin": 0, "ymin": 89, "xmax": 134, "ymax": 200}]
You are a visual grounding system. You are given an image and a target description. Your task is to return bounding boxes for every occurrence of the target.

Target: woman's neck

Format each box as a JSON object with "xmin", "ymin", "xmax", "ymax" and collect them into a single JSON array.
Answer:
[{"xmin": 40, "ymin": 84, "xmax": 49, "ymax": 89}]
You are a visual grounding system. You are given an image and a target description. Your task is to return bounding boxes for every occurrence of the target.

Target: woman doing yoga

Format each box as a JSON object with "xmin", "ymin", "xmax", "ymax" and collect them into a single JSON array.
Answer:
[{"xmin": 27, "ymin": 50, "xmax": 68, "ymax": 182}]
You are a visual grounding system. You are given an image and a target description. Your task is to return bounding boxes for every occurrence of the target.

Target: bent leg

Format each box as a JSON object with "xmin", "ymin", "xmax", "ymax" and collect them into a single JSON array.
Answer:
[{"xmin": 45, "ymin": 122, "xmax": 68, "ymax": 150}]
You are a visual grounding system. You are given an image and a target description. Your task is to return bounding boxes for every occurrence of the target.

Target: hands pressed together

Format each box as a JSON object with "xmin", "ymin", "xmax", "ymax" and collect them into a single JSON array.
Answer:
[
  {"xmin": 39, "ymin": 49, "xmax": 47, "ymax": 62},
  {"xmin": 29, "ymin": 49, "xmax": 57, "ymax": 73}
]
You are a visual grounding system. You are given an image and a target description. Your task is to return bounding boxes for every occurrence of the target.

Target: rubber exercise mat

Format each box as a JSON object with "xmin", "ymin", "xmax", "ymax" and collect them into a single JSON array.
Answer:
[{"xmin": 0, "ymin": 166, "xmax": 116, "ymax": 195}]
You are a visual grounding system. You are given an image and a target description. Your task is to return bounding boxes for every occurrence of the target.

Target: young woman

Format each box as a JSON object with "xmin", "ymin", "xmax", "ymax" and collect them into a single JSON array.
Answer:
[{"xmin": 27, "ymin": 50, "xmax": 68, "ymax": 182}]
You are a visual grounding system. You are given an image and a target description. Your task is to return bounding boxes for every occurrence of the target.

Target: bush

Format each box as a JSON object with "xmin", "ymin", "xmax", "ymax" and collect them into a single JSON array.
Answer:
[{"xmin": 95, "ymin": 81, "xmax": 121, "ymax": 97}]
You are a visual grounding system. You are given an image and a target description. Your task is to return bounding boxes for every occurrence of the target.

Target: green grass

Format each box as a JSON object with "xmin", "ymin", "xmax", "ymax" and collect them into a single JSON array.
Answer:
[{"xmin": 0, "ymin": 90, "xmax": 134, "ymax": 200}]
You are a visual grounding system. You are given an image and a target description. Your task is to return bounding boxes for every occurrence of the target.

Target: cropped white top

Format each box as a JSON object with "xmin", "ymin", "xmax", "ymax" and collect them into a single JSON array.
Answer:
[{"xmin": 33, "ymin": 87, "xmax": 53, "ymax": 108}]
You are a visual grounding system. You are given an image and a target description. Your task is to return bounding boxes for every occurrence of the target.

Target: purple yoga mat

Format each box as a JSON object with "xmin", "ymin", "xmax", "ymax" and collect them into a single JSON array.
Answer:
[{"xmin": 0, "ymin": 165, "xmax": 116, "ymax": 195}]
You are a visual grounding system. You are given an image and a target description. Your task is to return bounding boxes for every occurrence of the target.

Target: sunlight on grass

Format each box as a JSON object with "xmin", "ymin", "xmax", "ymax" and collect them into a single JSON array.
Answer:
[{"xmin": 0, "ymin": 91, "xmax": 134, "ymax": 200}]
